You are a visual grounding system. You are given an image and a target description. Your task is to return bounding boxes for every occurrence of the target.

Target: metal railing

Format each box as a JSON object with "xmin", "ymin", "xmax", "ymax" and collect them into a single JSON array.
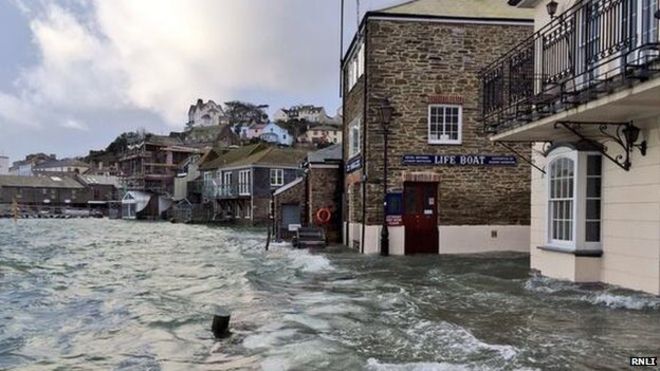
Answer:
[
  {"xmin": 481, "ymin": 0, "xmax": 660, "ymax": 134},
  {"xmin": 202, "ymin": 184, "xmax": 247, "ymax": 199}
]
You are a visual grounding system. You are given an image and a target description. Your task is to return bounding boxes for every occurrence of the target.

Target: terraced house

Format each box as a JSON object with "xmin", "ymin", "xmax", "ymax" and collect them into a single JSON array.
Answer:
[
  {"xmin": 199, "ymin": 144, "xmax": 306, "ymax": 224},
  {"xmin": 342, "ymin": 0, "xmax": 534, "ymax": 255},
  {"xmin": 481, "ymin": 0, "xmax": 660, "ymax": 294}
]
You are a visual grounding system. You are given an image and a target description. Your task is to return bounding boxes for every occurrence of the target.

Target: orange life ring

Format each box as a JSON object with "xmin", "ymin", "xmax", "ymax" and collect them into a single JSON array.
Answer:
[{"xmin": 316, "ymin": 208, "xmax": 332, "ymax": 224}]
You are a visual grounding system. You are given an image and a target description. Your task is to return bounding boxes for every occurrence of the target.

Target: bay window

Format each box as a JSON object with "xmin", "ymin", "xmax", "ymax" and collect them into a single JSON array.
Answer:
[{"xmin": 545, "ymin": 149, "xmax": 602, "ymax": 252}]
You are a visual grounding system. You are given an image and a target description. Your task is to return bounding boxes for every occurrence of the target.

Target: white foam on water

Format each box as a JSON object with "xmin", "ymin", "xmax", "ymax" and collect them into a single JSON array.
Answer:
[
  {"xmin": 366, "ymin": 358, "xmax": 472, "ymax": 371},
  {"xmin": 285, "ymin": 249, "xmax": 334, "ymax": 273},
  {"xmin": 523, "ymin": 276, "xmax": 575, "ymax": 294},
  {"xmin": 243, "ymin": 328, "xmax": 299, "ymax": 349},
  {"xmin": 405, "ymin": 321, "xmax": 519, "ymax": 362},
  {"xmin": 584, "ymin": 292, "xmax": 660, "ymax": 310},
  {"xmin": 260, "ymin": 356, "xmax": 290, "ymax": 371}
]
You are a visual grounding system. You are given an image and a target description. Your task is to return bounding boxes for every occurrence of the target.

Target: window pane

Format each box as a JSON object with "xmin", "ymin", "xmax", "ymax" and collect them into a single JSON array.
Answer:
[
  {"xmin": 586, "ymin": 199, "xmax": 601, "ymax": 220},
  {"xmin": 586, "ymin": 221, "xmax": 601, "ymax": 242},
  {"xmin": 587, "ymin": 155, "xmax": 602, "ymax": 176},
  {"xmin": 587, "ymin": 177, "xmax": 601, "ymax": 198}
]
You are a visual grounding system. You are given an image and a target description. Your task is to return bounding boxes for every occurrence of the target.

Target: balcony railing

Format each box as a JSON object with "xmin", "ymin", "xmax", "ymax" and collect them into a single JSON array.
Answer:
[
  {"xmin": 481, "ymin": 0, "xmax": 660, "ymax": 134},
  {"xmin": 202, "ymin": 184, "xmax": 248, "ymax": 199}
]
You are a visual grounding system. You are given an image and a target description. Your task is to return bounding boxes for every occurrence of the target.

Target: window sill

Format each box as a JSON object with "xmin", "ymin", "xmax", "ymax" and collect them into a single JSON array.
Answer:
[
  {"xmin": 428, "ymin": 141, "xmax": 462, "ymax": 146},
  {"xmin": 537, "ymin": 245, "xmax": 603, "ymax": 257}
]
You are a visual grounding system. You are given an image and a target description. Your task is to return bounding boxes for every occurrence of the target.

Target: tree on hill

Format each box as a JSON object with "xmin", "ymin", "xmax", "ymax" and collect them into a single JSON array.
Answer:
[{"xmin": 224, "ymin": 101, "xmax": 269, "ymax": 128}]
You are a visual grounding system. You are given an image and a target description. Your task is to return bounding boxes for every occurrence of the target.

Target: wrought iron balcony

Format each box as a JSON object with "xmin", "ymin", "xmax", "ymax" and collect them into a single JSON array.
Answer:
[{"xmin": 481, "ymin": 0, "xmax": 660, "ymax": 135}]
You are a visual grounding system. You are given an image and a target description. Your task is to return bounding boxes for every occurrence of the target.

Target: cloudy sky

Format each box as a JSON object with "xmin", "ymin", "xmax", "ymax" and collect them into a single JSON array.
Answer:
[{"xmin": 0, "ymin": 0, "xmax": 400, "ymax": 162}]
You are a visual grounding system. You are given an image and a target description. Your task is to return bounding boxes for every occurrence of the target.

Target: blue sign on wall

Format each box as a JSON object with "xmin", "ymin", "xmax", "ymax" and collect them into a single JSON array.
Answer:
[
  {"xmin": 402, "ymin": 154, "xmax": 517, "ymax": 166},
  {"xmin": 346, "ymin": 155, "xmax": 362, "ymax": 173}
]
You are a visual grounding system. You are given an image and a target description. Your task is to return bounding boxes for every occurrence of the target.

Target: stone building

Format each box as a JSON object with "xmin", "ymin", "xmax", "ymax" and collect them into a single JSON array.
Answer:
[
  {"xmin": 342, "ymin": 0, "xmax": 534, "ymax": 255},
  {"xmin": 482, "ymin": 0, "xmax": 660, "ymax": 295},
  {"xmin": 273, "ymin": 144, "xmax": 343, "ymax": 241}
]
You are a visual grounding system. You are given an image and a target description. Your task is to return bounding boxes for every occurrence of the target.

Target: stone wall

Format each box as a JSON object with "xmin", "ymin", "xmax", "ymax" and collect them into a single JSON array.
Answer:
[
  {"xmin": 361, "ymin": 19, "xmax": 533, "ymax": 226},
  {"xmin": 308, "ymin": 166, "xmax": 342, "ymax": 242},
  {"xmin": 343, "ymin": 67, "xmax": 365, "ymax": 225},
  {"xmin": 273, "ymin": 180, "xmax": 305, "ymax": 240}
]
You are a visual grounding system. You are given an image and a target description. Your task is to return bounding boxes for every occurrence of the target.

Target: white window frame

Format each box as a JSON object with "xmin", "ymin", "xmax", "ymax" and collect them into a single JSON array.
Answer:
[
  {"xmin": 238, "ymin": 170, "xmax": 251, "ymax": 196},
  {"xmin": 348, "ymin": 117, "xmax": 361, "ymax": 158},
  {"xmin": 547, "ymin": 155, "xmax": 576, "ymax": 248},
  {"xmin": 545, "ymin": 149, "xmax": 602, "ymax": 252},
  {"xmin": 270, "ymin": 168, "xmax": 284, "ymax": 187},
  {"xmin": 222, "ymin": 171, "xmax": 232, "ymax": 196},
  {"xmin": 428, "ymin": 104, "xmax": 462, "ymax": 145},
  {"xmin": 345, "ymin": 41, "xmax": 364, "ymax": 91}
]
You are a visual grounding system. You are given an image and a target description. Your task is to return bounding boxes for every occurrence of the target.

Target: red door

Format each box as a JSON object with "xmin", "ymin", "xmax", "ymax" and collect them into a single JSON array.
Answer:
[{"xmin": 403, "ymin": 182, "xmax": 439, "ymax": 255}]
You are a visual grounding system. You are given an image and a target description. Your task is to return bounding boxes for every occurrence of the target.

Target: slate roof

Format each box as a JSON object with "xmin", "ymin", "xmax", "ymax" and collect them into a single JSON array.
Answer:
[
  {"xmin": 76, "ymin": 175, "xmax": 121, "ymax": 187},
  {"xmin": 379, "ymin": 0, "xmax": 534, "ymax": 20},
  {"xmin": 306, "ymin": 144, "xmax": 342, "ymax": 164},
  {"xmin": 229, "ymin": 147, "xmax": 308, "ymax": 168},
  {"xmin": 0, "ymin": 175, "xmax": 85, "ymax": 189},
  {"xmin": 198, "ymin": 144, "xmax": 267, "ymax": 170}
]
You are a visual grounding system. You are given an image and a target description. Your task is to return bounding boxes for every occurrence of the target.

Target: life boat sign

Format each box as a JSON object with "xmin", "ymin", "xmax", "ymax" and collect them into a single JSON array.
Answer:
[{"xmin": 402, "ymin": 154, "xmax": 517, "ymax": 166}]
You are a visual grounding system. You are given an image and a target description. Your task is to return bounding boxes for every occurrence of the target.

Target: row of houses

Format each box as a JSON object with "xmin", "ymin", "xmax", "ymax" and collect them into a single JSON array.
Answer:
[
  {"xmin": 0, "ymin": 172, "xmax": 121, "ymax": 216},
  {"xmin": 331, "ymin": 0, "xmax": 660, "ymax": 296},
  {"xmin": 237, "ymin": 121, "xmax": 342, "ymax": 146}
]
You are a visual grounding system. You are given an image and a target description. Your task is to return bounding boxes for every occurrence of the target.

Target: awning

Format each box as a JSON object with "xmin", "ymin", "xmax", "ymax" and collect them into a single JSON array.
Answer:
[{"xmin": 122, "ymin": 191, "xmax": 152, "ymax": 213}]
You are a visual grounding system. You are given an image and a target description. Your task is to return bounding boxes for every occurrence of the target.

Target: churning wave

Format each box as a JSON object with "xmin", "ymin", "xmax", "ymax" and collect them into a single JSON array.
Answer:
[
  {"xmin": 582, "ymin": 292, "xmax": 660, "ymax": 310},
  {"xmin": 524, "ymin": 276, "xmax": 660, "ymax": 310}
]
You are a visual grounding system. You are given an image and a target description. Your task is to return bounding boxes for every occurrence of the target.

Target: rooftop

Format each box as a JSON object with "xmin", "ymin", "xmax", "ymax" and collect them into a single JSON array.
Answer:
[
  {"xmin": 307, "ymin": 144, "xmax": 342, "ymax": 164},
  {"xmin": 379, "ymin": 0, "xmax": 534, "ymax": 20},
  {"xmin": 33, "ymin": 158, "xmax": 90, "ymax": 170},
  {"xmin": 0, "ymin": 175, "xmax": 85, "ymax": 189}
]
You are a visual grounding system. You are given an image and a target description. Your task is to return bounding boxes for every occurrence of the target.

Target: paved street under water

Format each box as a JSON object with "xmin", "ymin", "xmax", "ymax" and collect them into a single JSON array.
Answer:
[{"xmin": 1, "ymin": 220, "xmax": 660, "ymax": 370}]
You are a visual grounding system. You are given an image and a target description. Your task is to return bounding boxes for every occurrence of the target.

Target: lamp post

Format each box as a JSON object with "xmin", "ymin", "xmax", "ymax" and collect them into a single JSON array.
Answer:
[{"xmin": 378, "ymin": 98, "xmax": 394, "ymax": 257}]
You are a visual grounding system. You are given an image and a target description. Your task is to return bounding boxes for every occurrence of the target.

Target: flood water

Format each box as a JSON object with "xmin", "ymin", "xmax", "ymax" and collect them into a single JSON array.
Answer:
[{"xmin": 1, "ymin": 219, "xmax": 659, "ymax": 370}]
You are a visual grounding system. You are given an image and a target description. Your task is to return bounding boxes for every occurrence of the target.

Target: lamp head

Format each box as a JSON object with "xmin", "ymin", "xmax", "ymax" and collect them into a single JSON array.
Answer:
[
  {"xmin": 547, "ymin": 0, "xmax": 559, "ymax": 19},
  {"xmin": 378, "ymin": 98, "xmax": 394, "ymax": 127},
  {"xmin": 623, "ymin": 124, "xmax": 641, "ymax": 145}
]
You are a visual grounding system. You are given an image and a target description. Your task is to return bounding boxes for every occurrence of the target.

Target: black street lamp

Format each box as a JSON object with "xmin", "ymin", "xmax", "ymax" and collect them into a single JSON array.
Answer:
[
  {"xmin": 546, "ymin": 0, "xmax": 559, "ymax": 19},
  {"xmin": 378, "ymin": 98, "xmax": 394, "ymax": 257}
]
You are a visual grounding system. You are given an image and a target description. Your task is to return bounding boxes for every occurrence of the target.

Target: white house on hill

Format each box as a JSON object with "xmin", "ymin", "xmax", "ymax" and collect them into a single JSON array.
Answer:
[{"xmin": 188, "ymin": 99, "xmax": 227, "ymax": 127}]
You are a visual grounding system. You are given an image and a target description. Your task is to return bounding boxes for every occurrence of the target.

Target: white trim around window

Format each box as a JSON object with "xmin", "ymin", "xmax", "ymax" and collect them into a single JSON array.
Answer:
[
  {"xmin": 348, "ymin": 117, "xmax": 361, "ymax": 158},
  {"xmin": 238, "ymin": 170, "xmax": 251, "ymax": 196},
  {"xmin": 545, "ymin": 148, "xmax": 602, "ymax": 253},
  {"xmin": 270, "ymin": 168, "xmax": 284, "ymax": 187},
  {"xmin": 428, "ymin": 104, "xmax": 462, "ymax": 145}
]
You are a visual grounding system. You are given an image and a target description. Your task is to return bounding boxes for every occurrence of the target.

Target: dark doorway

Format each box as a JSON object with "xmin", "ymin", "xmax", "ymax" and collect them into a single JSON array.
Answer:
[{"xmin": 403, "ymin": 182, "xmax": 438, "ymax": 255}]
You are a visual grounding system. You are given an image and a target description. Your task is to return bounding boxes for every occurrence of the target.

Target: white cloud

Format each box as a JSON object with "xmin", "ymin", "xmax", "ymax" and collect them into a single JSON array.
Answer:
[
  {"xmin": 0, "ymin": 91, "xmax": 40, "ymax": 127},
  {"xmin": 3, "ymin": 0, "xmax": 341, "ymax": 129},
  {"xmin": 60, "ymin": 118, "xmax": 89, "ymax": 131}
]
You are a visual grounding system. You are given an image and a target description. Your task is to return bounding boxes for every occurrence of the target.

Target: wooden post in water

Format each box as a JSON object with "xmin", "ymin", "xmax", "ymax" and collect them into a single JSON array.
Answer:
[
  {"xmin": 11, "ymin": 198, "xmax": 20, "ymax": 222},
  {"xmin": 211, "ymin": 314, "xmax": 231, "ymax": 339}
]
